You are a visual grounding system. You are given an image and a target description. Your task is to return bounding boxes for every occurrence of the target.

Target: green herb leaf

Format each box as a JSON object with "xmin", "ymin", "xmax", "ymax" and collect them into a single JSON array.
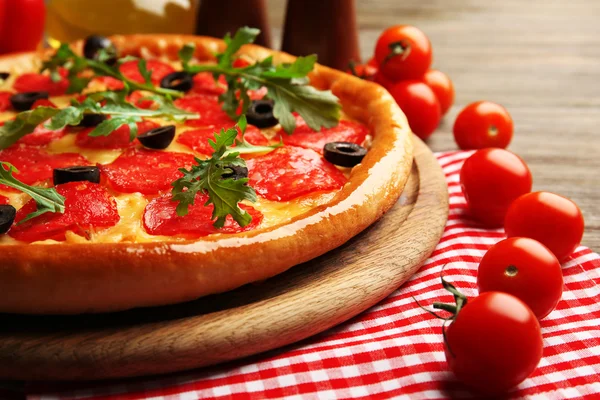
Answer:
[
  {"xmin": 178, "ymin": 43, "xmax": 195, "ymax": 69},
  {"xmin": 171, "ymin": 126, "xmax": 257, "ymax": 228},
  {"xmin": 0, "ymin": 107, "xmax": 60, "ymax": 149},
  {"xmin": 218, "ymin": 27, "xmax": 260, "ymax": 69},
  {"xmin": 0, "ymin": 95, "xmax": 197, "ymax": 149},
  {"xmin": 181, "ymin": 27, "xmax": 341, "ymax": 134},
  {"xmin": 137, "ymin": 59, "xmax": 152, "ymax": 85},
  {"xmin": 0, "ymin": 162, "xmax": 65, "ymax": 224}
]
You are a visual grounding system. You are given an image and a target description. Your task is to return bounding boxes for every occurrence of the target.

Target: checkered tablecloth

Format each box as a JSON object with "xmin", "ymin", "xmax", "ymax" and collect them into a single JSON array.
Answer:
[{"xmin": 24, "ymin": 151, "xmax": 600, "ymax": 399}]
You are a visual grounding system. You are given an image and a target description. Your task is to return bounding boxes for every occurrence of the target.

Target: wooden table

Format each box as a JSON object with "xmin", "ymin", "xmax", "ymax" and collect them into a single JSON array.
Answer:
[{"xmin": 266, "ymin": 0, "xmax": 600, "ymax": 250}]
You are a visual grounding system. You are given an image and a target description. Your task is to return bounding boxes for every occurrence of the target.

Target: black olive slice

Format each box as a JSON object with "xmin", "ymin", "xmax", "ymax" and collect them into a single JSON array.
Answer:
[
  {"xmin": 10, "ymin": 91, "xmax": 49, "ymax": 111},
  {"xmin": 247, "ymin": 99, "xmax": 278, "ymax": 128},
  {"xmin": 160, "ymin": 71, "xmax": 193, "ymax": 92},
  {"xmin": 79, "ymin": 113, "xmax": 107, "ymax": 127},
  {"xmin": 137, "ymin": 125, "xmax": 176, "ymax": 150},
  {"xmin": 222, "ymin": 165, "xmax": 249, "ymax": 180},
  {"xmin": 0, "ymin": 72, "xmax": 9, "ymax": 80},
  {"xmin": 0, "ymin": 205, "xmax": 16, "ymax": 234},
  {"xmin": 83, "ymin": 35, "xmax": 117, "ymax": 65},
  {"xmin": 323, "ymin": 142, "xmax": 367, "ymax": 168},
  {"xmin": 53, "ymin": 166, "xmax": 101, "ymax": 186}
]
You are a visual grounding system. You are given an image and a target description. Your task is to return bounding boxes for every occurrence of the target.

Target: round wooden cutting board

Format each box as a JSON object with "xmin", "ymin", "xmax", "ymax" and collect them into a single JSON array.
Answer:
[{"xmin": 0, "ymin": 137, "xmax": 448, "ymax": 381}]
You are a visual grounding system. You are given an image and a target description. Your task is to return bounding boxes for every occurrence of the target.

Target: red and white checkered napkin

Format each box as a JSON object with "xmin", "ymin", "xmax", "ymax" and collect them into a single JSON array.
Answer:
[{"xmin": 28, "ymin": 151, "xmax": 600, "ymax": 400}]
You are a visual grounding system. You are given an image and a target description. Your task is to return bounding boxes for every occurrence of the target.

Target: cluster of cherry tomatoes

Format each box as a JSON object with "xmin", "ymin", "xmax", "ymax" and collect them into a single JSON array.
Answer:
[
  {"xmin": 448, "ymin": 147, "xmax": 584, "ymax": 394},
  {"xmin": 356, "ymin": 25, "xmax": 587, "ymax": 396}
]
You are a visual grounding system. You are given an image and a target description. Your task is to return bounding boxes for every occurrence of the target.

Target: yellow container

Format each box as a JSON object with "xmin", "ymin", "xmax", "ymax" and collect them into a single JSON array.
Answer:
[{"xmin": 46, "ymin": 0, "xmax": 198, "ymax": 46}]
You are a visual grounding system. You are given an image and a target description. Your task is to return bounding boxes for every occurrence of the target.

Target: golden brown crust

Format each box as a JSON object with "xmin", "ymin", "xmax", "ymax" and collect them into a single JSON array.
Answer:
[{"xmin": 0, "ymin": 34, "xmax": 413, "ymax": 314}]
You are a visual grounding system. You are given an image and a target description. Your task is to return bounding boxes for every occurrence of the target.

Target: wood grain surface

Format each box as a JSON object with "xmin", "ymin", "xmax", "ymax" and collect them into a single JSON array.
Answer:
[
  {"xmin": 265, "ymin": 0, "xmax": 600, "ymax": 250},
  {"xmin": 0, "ymin": 138, "xmax": 447, "ymax": 381}
]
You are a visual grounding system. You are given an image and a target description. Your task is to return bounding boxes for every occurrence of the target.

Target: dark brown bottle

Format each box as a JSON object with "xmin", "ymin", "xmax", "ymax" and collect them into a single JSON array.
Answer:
[
  {"xmin": 281, "ymin": 0, "xmax": 361, "ymax": 70},
  {"xmin": 195, "ymin": 0, "xmax": 272, "ymax": 47}
]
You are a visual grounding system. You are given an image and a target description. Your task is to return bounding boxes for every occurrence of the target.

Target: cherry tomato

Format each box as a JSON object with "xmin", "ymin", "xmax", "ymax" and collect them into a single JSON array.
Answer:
[
  {"xmin": 374, "ymin": 71, "xmax": 394, "ymax": 91},
  {"xmin": 374, "ymin": 25, "xmax": 432, "ymax": 81},
  {"xmin": 346, "ymin": 62, "xmax": 377, "ymax": 81},
  {"xmin": 388, "ymin": 80, "xmax": 441, "ymax": 140},
  {"xmin": 423, "ymin": 69, "xmax": 454, "ymax": 115},
  {"xmin": 445, "ymin": 292, "xmax": 543, "ymax": 395},
  {"xmin": 453, "ymin": 101, "xmax": 513, "ymax": 150},
  {"xmin": 477, "ymin": 237, "xmax": 563, "ymax": 319},
  {"xmin": 460, "ymin": 148, "xmax": 532, "ymax": 227},
  {"xmin": 0, "ymin": 0, "xmax": 46, "ymax": 54},
  {"xmin": 367, "ymin": 57, "xmax": 378, "ymax": 68},
  {"xmin": 505, "ymin": 192, "xmax": 584, "ymax": 262}
]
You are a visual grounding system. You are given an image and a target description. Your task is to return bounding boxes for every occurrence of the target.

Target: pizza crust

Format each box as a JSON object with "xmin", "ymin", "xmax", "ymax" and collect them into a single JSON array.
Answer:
[{"xmin": 0, "ymin": 34, "xmax": 414, "ymax": 314}]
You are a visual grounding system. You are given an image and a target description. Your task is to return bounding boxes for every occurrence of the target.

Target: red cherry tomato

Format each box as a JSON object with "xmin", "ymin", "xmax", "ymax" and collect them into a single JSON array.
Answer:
[
  {"xmin": 0, "ymin": 0, "xmax": 46, "ymax": 54},
  {"xmin": 460, "ymin": 148, "xmax": 532, "ymax": 227},
  {"xmin": 374, "ymin": 71, "xmax": 394, "ymax": 91},
  {"xmin": 346, "ymin": 63, "xmax": 377, "ymax": 81},
  {"xmin": 477, "ymin": 237, "xmax": 563, "ymax": 319},
  {"xmin": 423, "ymin": 69, "xmax": 454, "ymax": 115},
  {"xmin": 374, "ymin": 25, "xmax": 432, "ymax": 81},
  {"xmin": 505, "ymin": 192, "xmax": 584, "ymax": 262},
  {"xmin": 453, "ymin": 101, "xmax": 513, "ymax": 150},
  {"xmin": 388, "ymin": 80, "xmax": 441, "ymax": 140},
  {"xmin": 445, "ymin": 292, "xmax": 543, "ymax": 395}
]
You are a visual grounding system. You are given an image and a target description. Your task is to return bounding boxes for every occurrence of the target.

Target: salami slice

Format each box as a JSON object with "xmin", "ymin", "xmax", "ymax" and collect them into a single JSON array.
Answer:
[
  {"xmin": 119, "ymin": 60, "xmax": 175, "ymax": 85},
  {"xmin": 174, "ymin": 94, "xmax": 234, "ymax": 127},
  {"xmin": 191, "ymin": 72, "xmax": 226, "ymax": 96},
  {"xmin": 177, "ymin": 125, "xmax": 268, "ymax": 156},
  {"xmin": 127, "ymin": 91, "xmax": 155, "ymax": 109},
  {"xmin": 279, "ymin": 116, "xmax": 369, "ymax": 154},
  {"xmin": 99, "ymin": 148, "xmax": 195, "ymax": 195},
  {"xmin": 75, "ymin": 120, "xmax": 159, "ymax": 149},
  {"xmin": 17, "ymin": 124, "xmax": 66, "ymax": 146},
  {"xmin": 0, "ymin": 194, "xmax": 8, "ymax": 205},
  {"xmin": 9, "ymin": 181, "xmax": 120, "ymax": 243},
  {"xmin": 143, "ymin": 193, "xmax": 263, "ymax": 238},
  {"xmin": 246, "ymin": 146, "xmax": 347, "ymax": 201},
  {"xmin": 91, "ymin": 76, "xmax": 124, "ymax": 91},
  {"xmin": 13, "ymin": 70, "xmax": 69, "ymax": 96},
  {"xmin": 0, "ymin": 91, "xmax": 13, "ymax": 111},
  {"xmin": 0, "ymin": 146, "xmax": 90, "ymax": 189}
]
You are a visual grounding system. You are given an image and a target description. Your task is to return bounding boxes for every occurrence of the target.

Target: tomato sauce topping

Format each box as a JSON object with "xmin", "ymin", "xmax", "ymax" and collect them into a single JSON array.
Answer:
[
  {"xmin": 177, "ymin": 124, "xmax": 268, "ymax": 156},
  {"xmin": 143, "ymin": 193, "xmax": 262, "ymax": 238},
  {"xmin": 75, "ymin": 120, "xmax": 159, "ymax": 149},
  {"xmin": 174, "ymin": 94, "xmax": 234, "ymax": 127},
  {"xmin": 119, "ymin": 60, "xmax": 175, "ymax": 85},
  {"xmin": 100, "ymin": 148, "xmax": 195, "ymax": 195},
  {"xmin": 0, "ymin": 91, "xmax": 13, "ymax": 111},
  {"xmin": 9, "ymin": 181, "xmax": 120, "ymax": 243},
  {"xmin": 13, "ymin": 70, "xmax": 69, "ymax": 96},
  {"xmin": 278, "ymin": 115, "xmax": 369, "ymax": 154},
  {"xmin": 246, "ymin": 146, "xmax": 347, "ymax": 201},
  {"xmin": 0, "ymin": 146, "xmax": 90, "ymax": 190},
  {"xmin": 0, "ymin": 194, "xmax": 8, "ymax": 205}
]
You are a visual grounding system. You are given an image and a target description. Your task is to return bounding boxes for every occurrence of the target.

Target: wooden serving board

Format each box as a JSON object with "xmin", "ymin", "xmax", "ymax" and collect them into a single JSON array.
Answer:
[{"xmin": 0, "ymin": 138, "xmax": 448, "ymax": 381}]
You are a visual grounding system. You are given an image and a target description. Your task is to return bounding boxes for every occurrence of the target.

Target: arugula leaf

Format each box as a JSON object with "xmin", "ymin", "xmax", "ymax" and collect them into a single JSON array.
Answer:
[
  {"xmin": 225, "ymin": 115, "xmax": 281, "ymax": 155},
  {"xmin": 0, "ymin": 107, "xmax": 60, "ymax": 149},
  {"xmin": 0, "ymin": 95, "xmax": 197, "ymax": 149},
  {"xmin": 181, "ymin": 28, "xmax": 341, "ymax": 133},
  {"xmin": 0, "ymin": 162, "xmax": 65, "ymax": 224},
  {"xmin": 41, "ymin": 43, "xmax": 183, "ymax": 99},
  {"xmin": 137, "ymin": 59, "xmax": 152, "ymax": 85},
  {"xmin": 171, "ymin": 126, "xmax": 256, "ymax": 228},
  {"xmin": 178, "ymin": 43, "xmax": 195, "ymax": 70},
  {"xmin": 218, "ymin": 27, "xmax": 260, "ymax": 68}
]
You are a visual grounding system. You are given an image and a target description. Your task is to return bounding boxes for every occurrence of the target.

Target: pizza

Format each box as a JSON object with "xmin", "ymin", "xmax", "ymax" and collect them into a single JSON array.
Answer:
[{"xmin": 0, "ymin": 31, "xmax": 413, "ymax": 314}]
